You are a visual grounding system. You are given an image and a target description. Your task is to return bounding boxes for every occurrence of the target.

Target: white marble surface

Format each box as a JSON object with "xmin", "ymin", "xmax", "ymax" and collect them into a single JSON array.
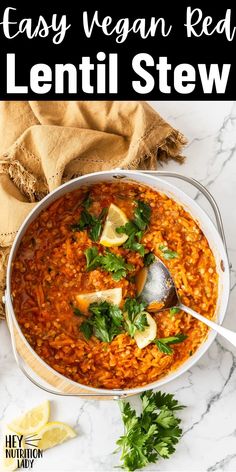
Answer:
[{"xmin": 1, "ymin": 101, "xmax": 236, "ymax": 472}]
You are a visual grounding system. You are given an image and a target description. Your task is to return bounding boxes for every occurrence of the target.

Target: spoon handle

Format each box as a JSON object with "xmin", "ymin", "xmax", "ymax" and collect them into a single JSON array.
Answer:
[{"xmin": 179, "ymin": 303, "xmax": 236, "ymax": 348}]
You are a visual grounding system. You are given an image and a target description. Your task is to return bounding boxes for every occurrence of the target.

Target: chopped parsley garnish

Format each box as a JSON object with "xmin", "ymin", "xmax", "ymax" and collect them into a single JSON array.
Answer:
[
  {"xmin": 80, "ymin": 320, "xmax": 93, "ymax": 340},
  {"xmin": 123, "ymin": 298, "xmax": 149, "ymax": 337},
  {"xmin": 159, "ymin": 244, "xmax": 179, "ymax": 260},
  {"xmin": 70, "ymin": 195, "xmax": 107, "ymax": 242},
  {"xmin": 169, "ymin": 307, "xmax": 180, "ymax": 316},
  {"xmin": 153, "ymin": 334, "xmax": 187, "ymax": 355},
  {"xmin": 90, "ymin": 208, "xmax": 108, "ymax": 242},
  {"xmin": 82, "ymin": 193, "xmax": 93, "ymax": 210},
  {"xmin": 134, "ymin": 200, "xmax": 151, "ymax": 230},
  {"xmin": 79, "ymin": 300, "xmax": 123, "ymax": 342},
  {"xmin": 101, "ymin": 250, "xmax": 134, "ymax": 281},
  {"xmin": 143, "ymin": 251, "xmax": 155, "ymax": 266},
  {"xmin": 90, "ymin": 301, "xmax": 123, "ymax": 326},
  {"xmin": 123, "ymin": 230, "xmax": 146, "ymax": 256},
  {"xmin": 116, "ymin": 389, "xmax": 184, "ymax": 471},
  {"xmin": 84, "ymin": 247, "xmax": 134, "ymax": 281},
  {"xmin": 116, "ymin": 200, "xmax": 152, "ymax": 257},
  {"xmin": 85, "ymin": 246, "xmax": 101, "ymax": 271}
]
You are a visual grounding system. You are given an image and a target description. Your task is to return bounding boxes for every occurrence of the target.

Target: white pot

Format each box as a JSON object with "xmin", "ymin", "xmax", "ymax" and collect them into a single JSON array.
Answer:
[{"xmin": 5, "ymin": 170, "xmax": 230, "ymax": 398}]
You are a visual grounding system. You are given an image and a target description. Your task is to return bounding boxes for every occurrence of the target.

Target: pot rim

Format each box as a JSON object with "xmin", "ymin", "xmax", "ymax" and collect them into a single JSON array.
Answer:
[{"xmin": 6, "ymin": 170, "xmax": 230, "ymax": 396}]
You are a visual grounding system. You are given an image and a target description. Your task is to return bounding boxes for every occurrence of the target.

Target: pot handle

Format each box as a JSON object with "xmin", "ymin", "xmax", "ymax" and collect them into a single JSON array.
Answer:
[
  {"xmin": 4, "ymin": 294, "xmax": 127, "ymax": 400},
  {"xmin": 136, "ymin": 171, "xmax": 229, "ymax": 263}
]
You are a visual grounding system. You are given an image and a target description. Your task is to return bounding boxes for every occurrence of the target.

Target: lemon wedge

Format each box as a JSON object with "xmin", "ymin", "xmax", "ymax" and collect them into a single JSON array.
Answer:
[
  {"xmin": 0, "ymin": 428, "xmax": 24, "ymax": 471},
  {"xmin": 134, "ymin": 313, "xmax": 157, "ymax": 349},
  {"xmin": 37, "ymin": 422, "xmax": 76, "ymax": 450},
  {"xmin": 76, "ymin": 287, "xmax": 122, "ymax": 313},
  {"xmin": 7, "ymin": 401, "xmax": 50, "ymax": 435},
  {"xmin": 100, "ymin": 203, "xmax": 129, "ymax": 247}
]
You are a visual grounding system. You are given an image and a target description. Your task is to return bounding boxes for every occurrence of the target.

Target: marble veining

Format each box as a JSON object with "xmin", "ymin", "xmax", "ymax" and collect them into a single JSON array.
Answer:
[{"xmin": 1, "ymin": 101, "xmax": 236, "ymax": 471}]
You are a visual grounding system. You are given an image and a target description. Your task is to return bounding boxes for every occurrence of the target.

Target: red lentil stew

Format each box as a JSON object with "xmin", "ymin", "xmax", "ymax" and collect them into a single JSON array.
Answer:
[{"xmin": 11, "ymin": 181, "xmax": 218, "ymax": 389}]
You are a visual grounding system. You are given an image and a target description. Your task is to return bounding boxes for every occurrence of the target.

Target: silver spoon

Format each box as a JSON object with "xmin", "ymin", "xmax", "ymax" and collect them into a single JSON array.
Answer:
[{"xmin": 136, "ymin": 257, "xmax": 236, "ymax": 347}]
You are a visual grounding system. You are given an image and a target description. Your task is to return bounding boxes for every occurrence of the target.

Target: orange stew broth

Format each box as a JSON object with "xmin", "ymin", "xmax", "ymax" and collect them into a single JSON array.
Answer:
[{"xmin": 11, "ymin": 182, "xmax": 218, "ymax": 389}]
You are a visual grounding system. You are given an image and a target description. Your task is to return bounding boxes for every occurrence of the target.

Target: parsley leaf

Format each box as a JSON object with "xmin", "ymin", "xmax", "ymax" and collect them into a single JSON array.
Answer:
[
  {"xmin": 169, "ymin": 307, "xmax": 180, "ymax": 316},
  {"xmin": 84, "ymin": 247, "xmax": 101, "ymax": 271},
  {"xmin": 124, "ymin": 233, "xmax": 146, "ymax": 256},
  {"xmin": 159, "ymin": 244, "xmax": 179, "ymax": 260},
  {"xmin": 89, "ymin": 207, "xmax": 107, "ymax": 242},
  {"xmin": 79, "ymin": 296, "xmax": 153, "ymax": 343},
  {"xmin": 85, "ymin": 247, "xmax": 134, "ymax": 281},
  {"xmin": 101, "ymin": 250, "xmax": 134, "ymax": 281},
  {"xmin": 80, "ymin": 320, "xmax": 93, "ymax": 340},
  {"xmin": 92, "ymin": 313, "xmax": 113, "ymax": 343},
  {"xmin": 116, "ymin": 200, "xmax": 152, "ymax": 257},
  {"xmin": 116, "ymin": 221, "xmax": 137, "ymax": 236},
  {"xmin": 117, "ymin": 222, "xmax": 145, "ymax": 256},
  {"xmin": 70, "ymin": 203, "xmax": 107, "ymax": 242},
  {"xmin": 80, "ymin": 300, "xmax": 123, "ymax": 342},
  {"xmin": 143, "ymin": 252, "xmax": 155, "ymax": 266},
  {"xmin": 134, "ymin": 200, "xmax": 151, "ymax": 231},
  {"xmin": 156, "ymin": 407, "xmax": 179, "ymax": 429},
  {"xmin": 109, "ymin": 304, "xmax": 124, "ymax": 326},
  {"xmin": 153, "ymin": 334, "xmax": 187, "ymax": 354},
  {"xmin": 116, "ymin": 389, "xmax": 184, "ymax": 471},
  {"xmin": 154, "ymin": 339, "xmax": 174, "ymax": 354},
  {"xmin": 141, "ymin": 389, "xmax": 185, "ymax": 412},
  {"xmin": 70, "ymin": 210, "xmax": 92, "ymax": 232},
  {"xmin": 83, "ymin": 193, "xmax": 92, "ymax": 210},
  {"xmin": 124, "ymin": 298, "xmax": 149, "ymax": 337}
]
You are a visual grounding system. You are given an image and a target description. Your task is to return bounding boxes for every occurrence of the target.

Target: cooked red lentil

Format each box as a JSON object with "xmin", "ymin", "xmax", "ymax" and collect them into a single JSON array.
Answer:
[{"xmin": 11, "ymin": 181, "xmax": 218, "ymax": 389}]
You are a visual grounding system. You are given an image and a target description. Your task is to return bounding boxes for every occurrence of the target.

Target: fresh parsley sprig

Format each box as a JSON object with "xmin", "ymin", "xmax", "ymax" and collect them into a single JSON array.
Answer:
[
  {"xmin": 134, "ymin": 200, "xmax": 151, "ymax": 230},
  {"xmin": 80, "ymin": 300, "xmax": 123, "ymax": 342},
  {"xmin": 159, "ymin": 244, "xmax": 179, "ymax": 260},
  {"xmin": 123, "ymin": 298, "xmax": 149, "ymax": 337},
  {"xmin": 143, "ymin": 252, "xmax": 155, "ymax": 266},
  {"xmin": 117, "ymin": 222, "xmax": 145, "ymax": 256},
  {"xmin": 82, "ymin": 193, "xmax": 92, "ymax": 210},
  {"xmin": 70, "ymin": 194, "xmax": 107, "ymax": 242},
  {"xmin": 116, "ymin": 389, "xmax": 184, "ymax": 471},
  {"xmin": 153, "ymin": 334, "xmax": 187, "ymax": 354},
  {"xmin": 85, "ymin": 246, "xmax": 101, "ymax": 271},
  {"xmin": 101, "ymin": 250, "xmax": 134, "ymax": 281},
  {"xmin": 116, "ymin": 200, "xmax": 154, "ymax": 263},
  {"xmin": 84, "ymin": 247, "xmax": 134, "ymax": 281},
  {"xmin": 169, "ymin": 307, "xmax": 181, "ymax": 318},
  {"xmin": 79, "ymin": 297, "xmax": 149, "ymax": 342}
]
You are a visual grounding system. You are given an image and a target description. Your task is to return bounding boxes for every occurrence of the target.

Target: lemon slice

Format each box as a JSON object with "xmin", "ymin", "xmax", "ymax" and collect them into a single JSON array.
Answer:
[
  {"xmin": 100, "ymin": 203, "xmax": 129, "ymax": 247},
  {"xmin": 0, "ymin": 428, "xmax": 24, "ymax": 471},
  {"xmin": 134, "ymin": 313, "xmax": 157, "ymax": 349},
  {"xmin": 0, "ymin": 452, "xmax": 18, "ymax": 472},
  {"xmin": 37, "ymin": 422, "xmax": 76, "ymax": 450},
  {"xmin": 76, "ymin": 287, "xmax": 122, "ymax": 313},
  {"xmin": 7, "ymin": 401, "xmax": 50, "ymax": 435}
]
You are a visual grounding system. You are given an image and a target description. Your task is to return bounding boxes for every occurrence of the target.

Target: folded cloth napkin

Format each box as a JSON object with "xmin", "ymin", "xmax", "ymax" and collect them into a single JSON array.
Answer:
[{"xmin": 0, "ymin": 100, "xmax": 186, "ymax": 318}]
